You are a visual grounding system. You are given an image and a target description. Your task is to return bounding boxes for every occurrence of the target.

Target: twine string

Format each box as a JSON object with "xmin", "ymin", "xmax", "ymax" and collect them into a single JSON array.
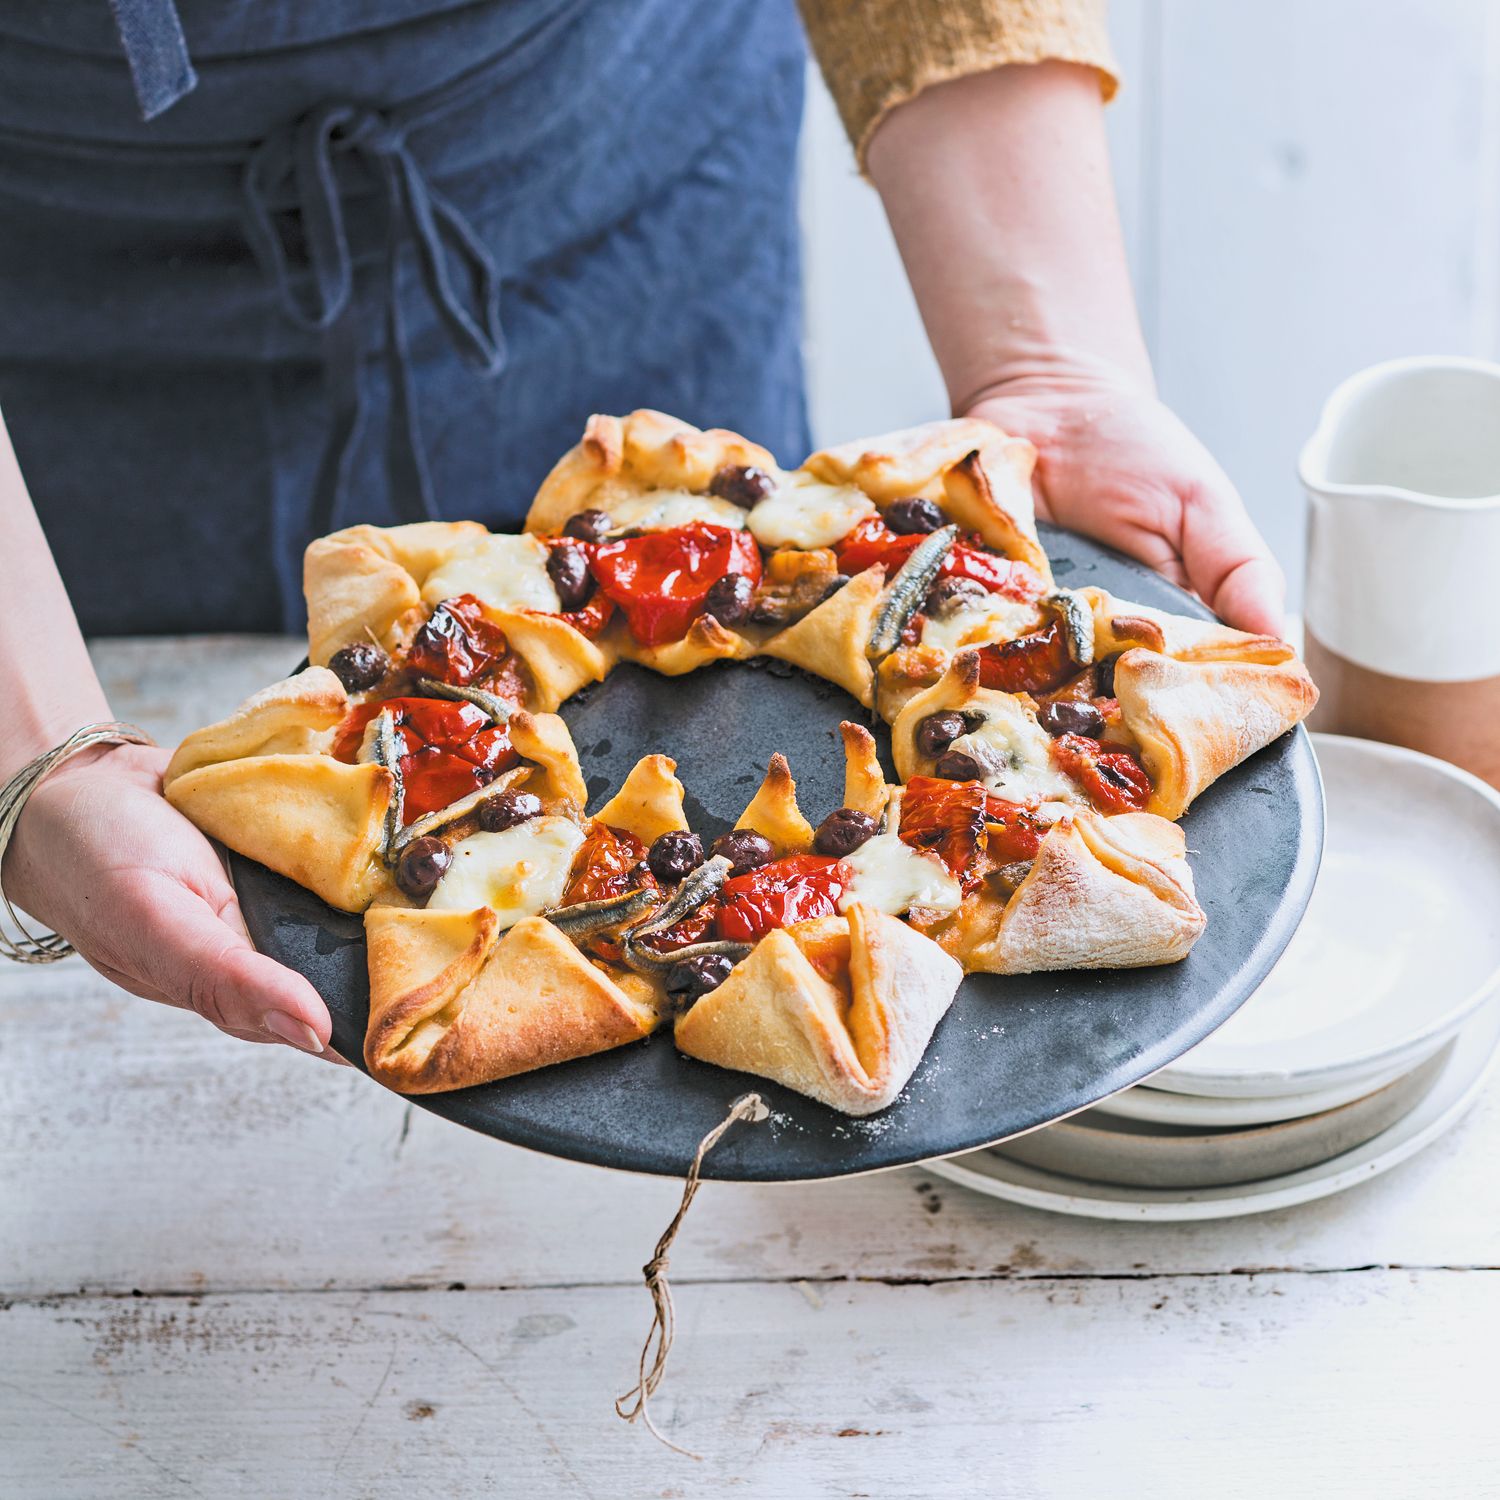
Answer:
[{"xmin": 616, "ymin": 1090, "xmax": 770, "ymax": 1458}]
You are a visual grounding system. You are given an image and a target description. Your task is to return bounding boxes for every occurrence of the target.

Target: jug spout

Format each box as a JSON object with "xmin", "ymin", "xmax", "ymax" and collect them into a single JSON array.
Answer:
[
  {"xmin": 1300, "ymin": 355, "xmax": 1500, "ymax": 507},
  {"xmin": 1301, "ymin": 355, "xmax": 1500, "ymax": 697}
]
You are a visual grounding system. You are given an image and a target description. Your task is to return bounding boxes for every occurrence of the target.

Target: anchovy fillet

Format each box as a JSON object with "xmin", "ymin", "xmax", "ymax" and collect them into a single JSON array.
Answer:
[
  {"xmin": 372, "ymin": 709, "xmax": 404, "ymax": 860},
  {"xmin": 866, "ymin": 524, "xmax": 958, "ymax": 662},
  {"xmin": 390, "ymin": 770, "xmax": 528, "ymax": 855},
  {"xmin": 416, "ymin": 676, "xmax": 514, "ymax": 724},
  {"xmin": 545, "ymin": 886, "xmax": 661, "ymax": 941},
  {"xmin": 631, "ymin": 854, "xmax": 733, "ymax": 938},
  {"xmin": 620, "ymin": 935, "xmax": 753, "ymax": 980},
  {"xmin": 1044, "ymin": 589, "xmax": 1095, "ymax": 667}
]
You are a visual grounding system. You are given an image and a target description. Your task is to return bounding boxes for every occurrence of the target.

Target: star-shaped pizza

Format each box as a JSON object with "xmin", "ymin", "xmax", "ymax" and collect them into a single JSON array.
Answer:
[{"xmin": 164, "ymin": 410, "xmax": 1317, "ymax": 1116}]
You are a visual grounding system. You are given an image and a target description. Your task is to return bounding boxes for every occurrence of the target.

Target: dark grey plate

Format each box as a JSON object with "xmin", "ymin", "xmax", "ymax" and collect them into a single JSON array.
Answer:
[{"xmin": 233, "ymin": 524, "xmax": 1323, "ymax": 1181}]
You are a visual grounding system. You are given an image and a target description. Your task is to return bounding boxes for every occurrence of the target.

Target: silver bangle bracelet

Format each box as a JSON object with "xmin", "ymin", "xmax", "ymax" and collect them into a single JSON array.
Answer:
[{"xmin": 0, "ymin": 721, "xmax": 157, "ymax": 964}]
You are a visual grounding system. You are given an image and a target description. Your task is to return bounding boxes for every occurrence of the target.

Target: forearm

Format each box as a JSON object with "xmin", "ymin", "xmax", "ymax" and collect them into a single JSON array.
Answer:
[
  {"xmin": 866, "ymin": 60, "xmax": 1150, "ymax": 411},
  {"xmin": 0, "ymin": 408, "xmax": 111, "ymax": 780}
]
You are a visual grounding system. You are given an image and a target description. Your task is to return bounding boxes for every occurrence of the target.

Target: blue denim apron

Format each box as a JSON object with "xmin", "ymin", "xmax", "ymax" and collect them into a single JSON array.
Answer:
[{"xmin": 0, "ymin": 0, "xmax": 808, "ymax": 633}]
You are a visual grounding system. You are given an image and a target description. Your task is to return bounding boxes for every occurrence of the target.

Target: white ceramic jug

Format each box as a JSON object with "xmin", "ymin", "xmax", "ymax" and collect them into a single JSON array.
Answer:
[{"xmin": 1300, "ymin": 355, "xmax": 1500, "ymax": 786}]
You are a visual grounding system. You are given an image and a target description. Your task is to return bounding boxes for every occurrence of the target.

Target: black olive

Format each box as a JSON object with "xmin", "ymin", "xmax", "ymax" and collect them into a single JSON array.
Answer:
[
  {"xmin": 704, "ymin": 573, "xmax": 754, "ymax": 626},
  {"xmin": 478, "ymin": 789, "xmax": 543, "ymax": 832},
  {"xmin": 813, "ymin": 807, "xmax": 878, "ymax": 858},
  {"xmin": 820, "ymin": 573, "xmax": 851, "ymax": 602},
  {"xmin": 396, "ymin": 836, "xmax": 452, "ymax": 900},
  {"xmin": 664, "ymin": 952, "xmax": 735, "ymax": 1008},
  {"xmin": 626, "ymin": 860, "xmax": 653, "ymax": 888},
  {"xmin": 648, "ymin": 829, "xmax": 705, "ymax": 884},
  {"xmin": 916, "ymin": 711, "xmax": 967, "ymax": 759},
  {"xmin": 708, "ymin": 464, "xmax": 776, "ymax": 507},
  {"xmin": 934, "ymin": 748, "xmax": 983, "ymax": 783},
  {"xmin": 1094, "ymin": 652, "xmax": 1120, "ymax": 699},
  {"xmin": 546, "ymin": 544, "xmax": 595, "ymax": 613},
  {"xmin": 563, "ymin": 508, "xmax": 611, "ymax": 544},
  {"xmin": 328, "ymin": 642, "xmax": 389, "ymax": 693},
  {"xmin": 885, "ymin": 497, "xmax": 945, "ymax": 535},
  {"xmin": 710, "ymin": 828, "xmax": 775, "ymax": 876},
  {"xmin": 924, "ymin": 576, "xmax": 988, "ymax": 618},
  {"xmin": 1036, "ymin": 700, "xmax": 1105, "ymax": 740}
]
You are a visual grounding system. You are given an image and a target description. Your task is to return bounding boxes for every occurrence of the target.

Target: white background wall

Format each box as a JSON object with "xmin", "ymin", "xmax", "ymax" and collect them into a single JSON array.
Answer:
[{"xmin": 799, "ymin": 0, "xmax": 1500, "ymax": 605}]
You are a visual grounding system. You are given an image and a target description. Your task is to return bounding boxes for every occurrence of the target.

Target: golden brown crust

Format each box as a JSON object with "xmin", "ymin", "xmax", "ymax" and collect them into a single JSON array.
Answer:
[
  {"xmin": 673, "ymin": 904, "xmax": 962, "ymax": 1115},
  {"xmin": 304, "ymin": 521, "xmax": 486, "ymax": 667},
  {"xmin": 761, "ymin": 564, "xmax": 887, "ymax": 708},
  {"xmin": 592, "ymin": 755, "xmax": 689, "ymax": 844},
  {"xmin": 523, "ymin": 409, "xmax": 778, "ymax": 535},
  {"xmin": 917, "ymin": 810, "xmax": 1205, "ymax": 973},
  {"xmin": 165, "ymin": 756, "xmax": 394, "ymax": 913},
  {"xmin": 736, "ymin": 753, "xmax": 816, "ymax": 855},
  {"xmin": 1082, "ymin": 589, "xmax": 1296, "ymax": 665},
  {"xmin": 163, "ymin": 667, "xmax": 348, "ymax": 788},
  {"xmin": 1112, "ymin": 649, "xmax": 1319, "ymax": 821},
  {"xmin": 506, "ymin": 711, "xmax": 589, "ymax": 811},
  {"xmin": 940, "ymin": 445, "xmax": 1050, "ymax": 579},
  {"xmin": 484, "ymin": 608, "xmax": 613, "ymax": 713},
  {"xmin": 364, "ymin": 909, "xmax": 656, "ymax": 1093},
  {"xmin": 611, "ymin": 612, "xmax": 755, "ymax": 677},
  {"xmin": 840, "ymin": 721, "xmax": 891, "ymax": 821}
]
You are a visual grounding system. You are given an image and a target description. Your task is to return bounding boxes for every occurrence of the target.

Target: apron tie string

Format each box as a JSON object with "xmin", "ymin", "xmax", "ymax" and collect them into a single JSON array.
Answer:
[
  {"xmin": 243, "ymin": 101, "xmax": 508, "ymax": 535},
  {"xmin": 107, "ymin": 0, "xmax": 199, "ymax": 121}
]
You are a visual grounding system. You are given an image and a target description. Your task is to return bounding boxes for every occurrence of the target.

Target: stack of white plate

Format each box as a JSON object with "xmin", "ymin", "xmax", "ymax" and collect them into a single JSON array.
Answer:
[{"xmin": 929, "ymin": 735, "xmax": 1500, "ymax": 1221}]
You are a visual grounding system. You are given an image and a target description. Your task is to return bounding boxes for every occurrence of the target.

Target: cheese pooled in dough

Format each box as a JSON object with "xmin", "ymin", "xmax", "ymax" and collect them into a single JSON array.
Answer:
[
  {"xmin": 607, "ymin": 490, "xmax": 749, "ymax": 532},
  {"xmin": 838, "ymin": 832, "xmax": 961, "ymax": 917},
  {"xmin": 747, "ymin": 476, "xmax": 876, "ymax": 550},
  {"xmin": 946, "ymin": 697, "xmax": 1081, "ymax": 806},
  {"xmin": 426, "ymin": 816, "xmax": 585, "ymax": 928},
  {"xmin": 422, "ymin": 533, "xmax": 561, "ymax": 614}
]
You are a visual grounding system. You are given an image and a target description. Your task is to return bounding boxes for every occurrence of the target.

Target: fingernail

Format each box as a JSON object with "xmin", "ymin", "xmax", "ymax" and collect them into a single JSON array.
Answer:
[{"xmin": 264, "ymin": 1011, "xmax": 325, "ymax": 1054}]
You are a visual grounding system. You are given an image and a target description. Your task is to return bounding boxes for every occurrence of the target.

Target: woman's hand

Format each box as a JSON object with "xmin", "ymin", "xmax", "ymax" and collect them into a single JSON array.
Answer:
[
  {"xmin": 965, "ymin": 371, "xmax": 1287, "ymax": 636},
  {"xmin": 866, "ymin": 62, "xmax": 1287, "ymax": 638},
  {"xmin": 3, "ymin": 742, "xmax": 338, "ymax": 1057}
]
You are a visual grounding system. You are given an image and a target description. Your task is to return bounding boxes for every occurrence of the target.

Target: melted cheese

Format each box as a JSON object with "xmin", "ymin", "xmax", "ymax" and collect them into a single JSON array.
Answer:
[
  {"xmin": 920, "ymin": 593, "xmax": 1043, "ymax": 653},
  {"xmin": 421, "ymin": 533, "xmax": 560, "ymax": 613},
  {"xmin": 426, "ymin": 816, "xmax": 585, "ymax": 927},
  {"xmin": 747, "ymin": 476, "xmax": 876, "ymax": 550},
  {"xmin": 608, "ymin": 489, "xmax": 749, "ymax": 532},
  {"xmin": 838, "ymin": 832, "xmax": 961, "ymax": 917},
  {"xmin": 947, "ymin": 698, "xmax": 1081, "ymax": 805}
]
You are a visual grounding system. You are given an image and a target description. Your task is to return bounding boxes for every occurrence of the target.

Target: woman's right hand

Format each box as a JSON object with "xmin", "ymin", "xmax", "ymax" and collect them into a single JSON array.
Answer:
[{"xmin": 3, "ymin": 741, "xmax": 339, "ymax": 1058}]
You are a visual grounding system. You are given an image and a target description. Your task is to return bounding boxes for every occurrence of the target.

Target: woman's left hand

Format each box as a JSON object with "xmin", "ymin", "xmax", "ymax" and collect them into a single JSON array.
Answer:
[{"xmin": 965, "ymin": 371, "xmax": 1287, "ymax": 638}]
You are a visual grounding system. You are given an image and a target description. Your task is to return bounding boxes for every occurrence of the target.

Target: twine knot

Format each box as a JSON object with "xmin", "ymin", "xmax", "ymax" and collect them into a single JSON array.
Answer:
[{"xmin": 615, "ymin": 1091, "xmax": 769, "ymax": 1458}]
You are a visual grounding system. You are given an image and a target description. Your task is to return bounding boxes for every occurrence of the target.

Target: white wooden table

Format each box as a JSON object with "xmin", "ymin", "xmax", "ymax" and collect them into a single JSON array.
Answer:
[{"xmin": 4, "ymin": 638, "xmax": 1497, "ymax": 1499}]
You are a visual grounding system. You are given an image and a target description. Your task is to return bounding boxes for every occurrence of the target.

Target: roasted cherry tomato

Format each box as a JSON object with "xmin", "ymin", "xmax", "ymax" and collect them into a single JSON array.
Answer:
[
  {"xmin": 589, "ymin": 523, "xmax": 763, "ymax": 646},
  {"xmin": 406, "ymin": 594, "xmax": 511, "ymax": 687},
  {"xmin": 836, "ymin": 517, "xmax": 1044, "ymax": 600},
  {"xmin": 563, "ymin": 824, "xmax": 653, "ymax": 907},
  {"xmin": 983, "ymin": 794, "xmax": 1049, "ymax": 863},
  {"xmin": 332, "ymin": 696, "xmax": 519, "ymax": 822},
  {"xmin": 898, "ymin": 776, "xmax": 989, "ymax": 882},
  {"xmin": 714, "ymin": 855, "xmax": 847, "ymax": 942},
  {"xmin": 551, "ymin": 591, "xmax": 616, "ymax": 640},
  {"xmin": 973, "ymin": 621, "xmax": 1074, "ymax": 696},
  {"xmin": 1051, "ymin": 733, "xmax": 1152, "ymax": 814}
]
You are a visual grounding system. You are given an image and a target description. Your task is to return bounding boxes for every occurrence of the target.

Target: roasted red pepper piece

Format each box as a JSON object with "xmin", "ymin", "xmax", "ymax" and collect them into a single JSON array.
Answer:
[
  {"xmin": 714, "ymin": 854, "xmax": 847, "ymax": 942},
  {"xmin": 551, "ymin": 592, "xmax": 616, "ymax": 640},
  {"xmin": 898, "ymin": 776, "xmax": 989, "ymax": 882},
  {"xmin": 406, "ymin": 594, "xmax": 512, "ymax": 687},
  {"xmin": 331, "ymin": 696, "xmax": 519, "ymax": 822},
  {"xmin": 836, "ymin": 516, "xmax": 1044, "ymax": 600},
  {"xmin": 983, "ymin": 794, "xmax": 1049, "ymax": 863},
  {"xmin": 973, "ymin": 621, "xmax": 1074, "ymax": 695},
  {"xmin": 589, "ymin": 523, "xmax": 762, "ymax": 646},
  {"xmin": 1050, "ymin": 733, "xmax": 1153, "ymax": 814}
]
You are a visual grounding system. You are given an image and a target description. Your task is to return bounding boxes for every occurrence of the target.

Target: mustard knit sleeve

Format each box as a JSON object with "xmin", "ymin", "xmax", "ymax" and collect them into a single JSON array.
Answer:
[{"xmin": 800, "ymin": 0, "xmax": 1119, "ymax": 168}]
